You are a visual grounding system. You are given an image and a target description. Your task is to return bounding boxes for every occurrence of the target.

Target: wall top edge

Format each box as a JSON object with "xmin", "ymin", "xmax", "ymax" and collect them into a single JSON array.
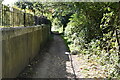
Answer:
[{"xmin": 0, "ymin": 24, "xmax": 48, "ymax": 31}]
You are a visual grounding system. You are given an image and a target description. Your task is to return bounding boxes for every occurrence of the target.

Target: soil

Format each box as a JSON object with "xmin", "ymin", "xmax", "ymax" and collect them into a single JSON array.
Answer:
[
  {"xmin": 18, "ymin": 34, "xmax": 109, "ymax": 79},
  {"xmin": 18, "ymin": 35, "xmax": 75, "ymax": 78}
]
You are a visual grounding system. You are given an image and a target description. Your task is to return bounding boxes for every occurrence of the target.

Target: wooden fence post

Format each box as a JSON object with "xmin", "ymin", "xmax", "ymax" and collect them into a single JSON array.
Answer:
[{"xmin": 24, "ymin": 9, "xmax": 26, "ymax": 27}]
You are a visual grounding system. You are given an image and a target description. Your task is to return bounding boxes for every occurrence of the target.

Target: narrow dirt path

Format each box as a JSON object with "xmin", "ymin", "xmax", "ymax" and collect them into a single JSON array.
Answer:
[
  {"xmin": 18, "ymin": 34, "xmax": 113, "ymax": 79},
  {"xmin": 18, "ymin": 35, "xmax": 75, "ymax": 78}
]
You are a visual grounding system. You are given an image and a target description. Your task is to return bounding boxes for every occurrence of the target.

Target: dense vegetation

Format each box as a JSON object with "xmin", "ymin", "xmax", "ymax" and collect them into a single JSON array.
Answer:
[
  {"xmin": 49, "ymin": 2, "xmax": 120, "ymax": 78},
  {"xmin": 15, "ymin": 2, "xmax": 120, "ymax": 78}
]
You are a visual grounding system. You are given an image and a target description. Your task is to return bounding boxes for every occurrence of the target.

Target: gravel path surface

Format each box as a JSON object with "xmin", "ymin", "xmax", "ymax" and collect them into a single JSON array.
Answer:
[{"xmin": 18, "ymin": 35, "xmax": 75, "ymax": 78}]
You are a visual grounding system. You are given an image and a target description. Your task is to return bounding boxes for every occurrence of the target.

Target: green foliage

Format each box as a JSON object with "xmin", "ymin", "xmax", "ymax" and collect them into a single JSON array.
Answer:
[
  {"xmin": 52, "ymin": 17, "xmax": 63, "ymax": 32},
  {"xmin": 14, "ymin": 2, "xmax": 120, "ymax": 78},
  {"xmin": 62, "ymin": 2, "xmax": 120, "ymax": 78}
]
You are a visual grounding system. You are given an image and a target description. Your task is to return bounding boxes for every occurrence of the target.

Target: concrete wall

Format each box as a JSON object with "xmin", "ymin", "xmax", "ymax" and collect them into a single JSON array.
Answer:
[
  {"xmin": 0, "ymin": 25, "xmax": 50, "ymax": 78},
  {"xmin": 0, "ymin": 26, "xmax": 2, "ymax": 79}
]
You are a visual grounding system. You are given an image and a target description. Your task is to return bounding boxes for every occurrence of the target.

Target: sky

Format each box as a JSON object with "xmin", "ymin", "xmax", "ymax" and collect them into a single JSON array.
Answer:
[{"xmin": 2, "ymin": 0, "xmax": 18, "ymax": 6}]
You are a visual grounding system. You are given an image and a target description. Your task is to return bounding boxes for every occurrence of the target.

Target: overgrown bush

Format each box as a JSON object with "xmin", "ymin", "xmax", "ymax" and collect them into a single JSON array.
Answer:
[{"xmin": 63, "ymin": 2, "xmax": 120, "ymax": 78}]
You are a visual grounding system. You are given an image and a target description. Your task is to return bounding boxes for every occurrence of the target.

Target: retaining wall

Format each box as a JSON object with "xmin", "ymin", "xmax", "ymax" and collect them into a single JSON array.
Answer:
[{"xmin": 0, "ymin": 25, "xmax": 50, "ymax": 79}]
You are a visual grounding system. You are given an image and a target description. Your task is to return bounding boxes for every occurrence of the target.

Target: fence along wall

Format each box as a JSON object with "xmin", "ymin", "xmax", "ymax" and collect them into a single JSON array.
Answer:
[
  {"xmin": 1, "ymin": 25, "xmax": 50, "ymax": 78},
  {"xmin": 0, "ymin": 5, "xmax": 35, "ymax": 27}
]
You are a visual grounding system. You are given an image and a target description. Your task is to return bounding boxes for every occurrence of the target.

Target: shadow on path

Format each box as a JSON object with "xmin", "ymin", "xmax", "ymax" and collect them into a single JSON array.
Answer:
[{"xmin": 18, "ymin": 34, "xmax": 75, "ymax": 78}]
